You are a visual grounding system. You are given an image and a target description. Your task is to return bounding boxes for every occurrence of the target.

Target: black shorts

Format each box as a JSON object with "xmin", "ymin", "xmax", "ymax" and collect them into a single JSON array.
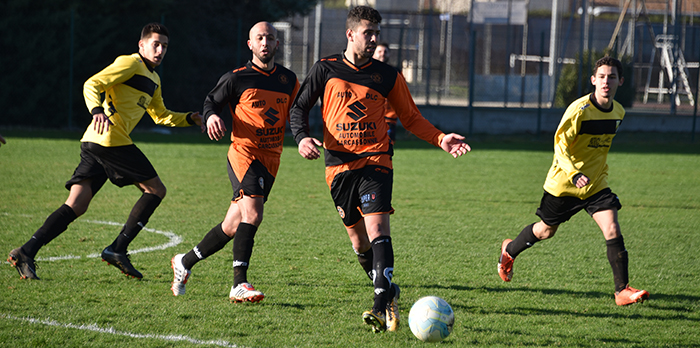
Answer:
[
  {"xmin": 227, "ymin": 158, "xmax": 275, "ymax": 202},
  {"xmin": 330, "ymin": 165, "xmax": 394, "ymax": 227},
  {"xmin": 536, "ymin": 188, "xmax": 622, "ymax": 226},
  {"xmin": 65, "ymin": 142, "xmax": 158, "ymax": 193}
]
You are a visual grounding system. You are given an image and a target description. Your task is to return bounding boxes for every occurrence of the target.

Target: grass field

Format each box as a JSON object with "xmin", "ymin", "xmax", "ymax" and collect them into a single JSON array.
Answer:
[{"xmin": 1, "ymin": 129, "xmax": 699, "ymax": 348}]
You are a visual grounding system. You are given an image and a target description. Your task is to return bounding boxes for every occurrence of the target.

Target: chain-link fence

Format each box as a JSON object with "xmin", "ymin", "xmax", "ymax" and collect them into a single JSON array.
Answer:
[{"xmin": 275, "ymin": 2, "xmax": 700, "ymax": 115}]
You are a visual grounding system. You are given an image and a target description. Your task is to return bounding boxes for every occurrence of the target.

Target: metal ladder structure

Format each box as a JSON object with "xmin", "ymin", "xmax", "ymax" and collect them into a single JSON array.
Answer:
[{"xmin": 643, "ymin": 34, "xmax": 696, "ymax": 106}]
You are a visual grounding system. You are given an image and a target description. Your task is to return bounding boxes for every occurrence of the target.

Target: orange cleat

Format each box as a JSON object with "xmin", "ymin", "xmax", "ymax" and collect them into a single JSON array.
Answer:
[
  {"xmin": 498, "ymin": 239, "xmax": 514, "ymax": 282},
  {"xmin": 615, "ymin": 286, "xmax": 649, "ymax": 306}
]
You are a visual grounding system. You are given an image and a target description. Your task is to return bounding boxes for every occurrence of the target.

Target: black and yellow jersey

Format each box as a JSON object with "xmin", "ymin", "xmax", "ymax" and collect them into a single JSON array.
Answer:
[
  {"xmin": 203, "ymin": 61, "xmax": 299, "ymax": 159},
  {"xmin": 290, "ymin": 53, "xmax": 445, "ymax": 167},
  {"xmin": 82, "ymin": 53, "xmax": 194, "ymax": 147},
  {"xmin": 543, "ymin": 94, "xmax": 625, "ymax": 199}
]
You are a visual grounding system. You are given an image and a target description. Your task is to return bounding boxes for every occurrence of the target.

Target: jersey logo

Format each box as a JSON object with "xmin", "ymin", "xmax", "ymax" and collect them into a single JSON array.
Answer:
[
  {"xmin": 264, "ymin": 107, "xmax": 280, "ymax": 126},
  {"xmin": 137, "ymin": 96, "xmax": 148, "ymax": 110},
  {"xmin": 278, "ymin": 74, "xmax": 289, "ymax": 84},
  {"xmin": 346, "ymin": 101, "xmax": 367, "ymax": 121},
  {"xmin": 371, "ymin": 73, "xmax": 383, "ymax": 84}
]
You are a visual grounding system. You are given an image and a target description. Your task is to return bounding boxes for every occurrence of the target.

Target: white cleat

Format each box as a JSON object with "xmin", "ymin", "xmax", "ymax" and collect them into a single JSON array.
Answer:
[
  {"xmin": 170, "ymin": 254, "xmax": 191, "ymax": 296},
  {"xmin": 229, "ymin": 282, "xmax": 264, "ymax": 303}
]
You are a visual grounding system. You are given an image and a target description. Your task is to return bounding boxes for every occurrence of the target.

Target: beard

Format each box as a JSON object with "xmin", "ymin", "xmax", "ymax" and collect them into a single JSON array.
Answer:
[
  {"xmin": 360, "ymin": 47, "xmax": 375, "ymax": 59},
  {"xmin": 255, "ymin": 46, "xmax": 277, "ymax": 64}
]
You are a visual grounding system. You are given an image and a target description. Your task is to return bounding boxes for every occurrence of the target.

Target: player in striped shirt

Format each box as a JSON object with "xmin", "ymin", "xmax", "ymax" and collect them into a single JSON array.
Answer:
[{"xmin": 497, "ymin": 56, "xmax": 649, "ymax": 306}]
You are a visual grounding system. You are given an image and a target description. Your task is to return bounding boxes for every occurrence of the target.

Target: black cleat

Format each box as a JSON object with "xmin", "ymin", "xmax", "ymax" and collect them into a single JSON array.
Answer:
[
  {"xmin": 8, "ymin": 248, "xmax": 39, "ymax": 280},
  {"xmin": 101, "ymin": 246, "xmax": 142, "ymax": 279}
]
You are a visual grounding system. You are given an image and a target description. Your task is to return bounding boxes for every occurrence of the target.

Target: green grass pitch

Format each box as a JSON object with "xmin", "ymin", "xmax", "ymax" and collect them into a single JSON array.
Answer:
[{"xmin": 0, "ymin": 130, "xmax": 698, "ymax": 347}]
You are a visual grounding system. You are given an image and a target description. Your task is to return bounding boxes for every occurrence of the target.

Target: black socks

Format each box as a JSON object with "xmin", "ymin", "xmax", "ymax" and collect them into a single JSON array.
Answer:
[
  {"xmin": 356, "ymin": 247, "xmax": 374, "ymax": 281},
  {"xmin": 370, "ymin": 236, "xmax": 394, "ymax": 313},
  {"xmin": 606, "ymin": 236, "xmax": 629, "ymax": 293},
  {"xmin": 23, "ymin": 204, "xmax": 78, "ymax": 259},
  {"xmin": 111, "ymin": 193, "xmax": 162, "ymax": 253},
  {"xmin": 506, "ymin": 223, "xmax": 540, "ymax": 259},
  {"xmin": 182, "ymin": 223, "xmax": 232, "ymax": 270},
  {"xmin": 232, "ymin": 222, "xmax": 258, "ymax": 286}
]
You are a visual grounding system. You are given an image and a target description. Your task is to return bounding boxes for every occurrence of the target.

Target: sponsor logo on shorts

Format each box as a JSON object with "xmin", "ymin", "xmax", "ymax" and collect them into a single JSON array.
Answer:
[
  {"xmin": 337, "ymin": 206, "xmax": 345, "ymax": 219},
  {"xmin": 360, "ymin": 192, "xmax": 377, "ymax": 208},
  {"xmin": 259, "ymin": 177, "xmax": 264, "ymax": 189}
]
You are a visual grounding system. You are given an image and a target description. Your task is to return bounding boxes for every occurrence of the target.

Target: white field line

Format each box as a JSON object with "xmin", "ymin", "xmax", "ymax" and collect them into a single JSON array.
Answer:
[
  {"xmin": 0, "ymin": 313, "xmax": 248, "ymax": 348},
  {"xmin": 24, "ymin": 218, "xmax": 182, "ymax": 262}
]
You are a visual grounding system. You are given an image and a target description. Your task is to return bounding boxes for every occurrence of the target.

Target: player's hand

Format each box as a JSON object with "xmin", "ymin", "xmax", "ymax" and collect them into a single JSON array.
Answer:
[
  {"xmin": 298, "ymin": 137, "xmax": 322, "ymax": 160},
  {"xmin": 206, "ymin": 114, "xmax": 227, "ymax": 141},
  {"xmin": 575, "ymin": 174, "xmax": 590, "ymax": 188},
  {"xmin": 440, "ymin": 133, "xmax": 471, "ymax": 158},
  {"xmin": 190, "ymin": 112, "xmax": 205, "ymax": 133},
  {"xmin": 93, "ymin": 113, "xmax": 112, "ymax": 134}
]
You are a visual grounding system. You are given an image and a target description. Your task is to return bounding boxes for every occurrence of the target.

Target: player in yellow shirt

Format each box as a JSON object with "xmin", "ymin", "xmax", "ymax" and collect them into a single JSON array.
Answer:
[
  {"xmin": 497, "ymin": 56, "xmax": 649, "ymax": 306},
  {"xmin": 8, "ymin": 23, "xmax": 203, "ymax": 280}
]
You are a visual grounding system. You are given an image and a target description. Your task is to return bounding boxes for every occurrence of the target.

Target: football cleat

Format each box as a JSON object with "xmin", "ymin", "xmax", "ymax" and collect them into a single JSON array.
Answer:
[
  {"xmin": 229, "ymin": 282, "xmax": 264, "ymax": 303},
  {"xmin": 386, "ymin": 283, "xmax": 400, "ymax": 332},
  {"xmin": 615, "ymin": 286, "xmax": 650, "ymax": 306},
  {"xmin": 362, "ymin": 309, "xmax": 387, "ymax": 333},
  {"xmin": 498, "ymin": 238, "xmax": 514, "ymax": 282},
  {"xmin": 101, "ymin": 246, "xmax": 142, "ymax": 279},
  {"xmin": 170, "ymin": 254, "xmax": 191, "ymax": 296},
  {"xmin": 8, "ymin": 248, "xmax": 39, "ymax": 280}
]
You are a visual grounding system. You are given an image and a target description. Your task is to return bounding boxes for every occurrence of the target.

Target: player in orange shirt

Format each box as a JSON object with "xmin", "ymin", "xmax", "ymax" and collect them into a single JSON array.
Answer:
[
  {"xmin": 290, "ymin": 6, "xmax": 470, "ymax": 333},
  {"xmin": 170, "ymin": 22, "xmax": 299, "ymax": 302}
]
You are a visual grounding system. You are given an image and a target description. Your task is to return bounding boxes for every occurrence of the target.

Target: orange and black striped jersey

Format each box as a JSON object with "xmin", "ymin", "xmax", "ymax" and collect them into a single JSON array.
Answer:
[
  {"xmin": 290, "ymin": 53, "xmax": 445, "ymax": 167},
  {"xmin": 203, "ymin": 61, "xmax": 299, "ymax": 157}
]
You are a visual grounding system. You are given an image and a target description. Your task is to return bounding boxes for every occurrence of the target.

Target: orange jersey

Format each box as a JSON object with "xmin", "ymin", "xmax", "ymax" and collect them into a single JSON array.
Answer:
[
  {"xmin": 290, "ymin": 54, "xmax": 444, "ymax": 167},
  {"xmin": 204, "ymin": 61, "xmax": 299, "ymax": 164}
]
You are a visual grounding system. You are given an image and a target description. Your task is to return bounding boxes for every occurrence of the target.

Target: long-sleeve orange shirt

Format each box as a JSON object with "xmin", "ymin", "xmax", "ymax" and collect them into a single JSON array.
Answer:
[{"xmin": 290, "ymin": 53, "xmax": 445, "ymax": 168}]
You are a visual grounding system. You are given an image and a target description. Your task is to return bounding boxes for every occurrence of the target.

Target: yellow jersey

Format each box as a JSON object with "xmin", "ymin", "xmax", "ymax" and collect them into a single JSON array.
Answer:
[
  {"xmin": 81, "ymin": 53, "xmax": 193, "ymax": 147},
  {"xmin": 543, "ymin": 94, "xmax": 625, "ymax": 199}
]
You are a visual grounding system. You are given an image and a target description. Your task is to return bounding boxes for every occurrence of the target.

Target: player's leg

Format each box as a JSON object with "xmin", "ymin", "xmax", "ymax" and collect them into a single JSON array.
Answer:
[
  {"xmin": 227, "ymin": 157, "xmax": 272, "ymax": 303},
  {"xmin": 8, "ymin": 182, "xmax": 93, "ymax": 280},
  {"xmin": 171, "ymin": 201, "xmax": 238, "ymax": 296},
  {"xmin": 97, "ymin": 144, "xmax": 163, "ymax": 279},
  {"xmin": 229, "ymin": 195, "xmax": 265, "ymax": 303},
  {"xmin": 591, "ymin": 207, "xmax": 648, "ymax": 305},
  {"xmin": 9, "ymin": 144, "xmax": 107, "ymax": 280},
  {"xmin": 358, "ymin": 164, "xmax": 398, "ymax": 332},
  {"xmin": 499, "ymin": 191, "xmax": 582, "ymax": 282},
  {"xmin": 347, "ymin": 220, "xmax": 373, "ymax": 280},
  {"xmin": 109, "ymin": 176, "xmax": 165, "ymax": 254}
]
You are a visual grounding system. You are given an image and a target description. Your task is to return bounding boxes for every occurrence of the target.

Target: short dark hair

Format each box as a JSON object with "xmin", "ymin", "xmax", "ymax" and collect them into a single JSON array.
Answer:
[
  {"xmin": 376, "ymin": 42, "xmax": 389, "ymax": 49},
  {"xmin": 594, "ymin": 56, "xmax": 623, "ymax": 77},
  {"xmin": 346, "ymin": 6, "xmax": 382, "ymax": 30},
  {"xmin": 141, "ymin": 22, "xmax": 169, "ymax": 40}
]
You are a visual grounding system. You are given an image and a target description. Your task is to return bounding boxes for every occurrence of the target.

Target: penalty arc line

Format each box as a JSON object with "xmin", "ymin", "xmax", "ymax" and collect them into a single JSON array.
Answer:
[
  {"xmin": 34, "ymin": 219, "xmax": 183, "ymax": 262},
  {"xmin": 0, "ymin": 313, "xmax": 249, "ymax": 348}
]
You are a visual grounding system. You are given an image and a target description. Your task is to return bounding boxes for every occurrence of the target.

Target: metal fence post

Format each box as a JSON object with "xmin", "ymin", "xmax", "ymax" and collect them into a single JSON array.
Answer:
[
  {"xmin": 68, "ymin": 8, "xmax": 75, "ymax": 130},
  {"xmin": 537, "ymin": 31, "xmax": 545, "ymax": 135},
  {"xmin": 468, "ymin": 30, "xmax": 476, "ymax": 135}
]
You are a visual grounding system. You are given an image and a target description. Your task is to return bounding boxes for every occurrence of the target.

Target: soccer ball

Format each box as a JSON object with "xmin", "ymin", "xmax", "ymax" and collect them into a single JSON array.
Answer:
[{"xmin": 408, "ymin": 296, "xmax": 455, "ymax": 342}]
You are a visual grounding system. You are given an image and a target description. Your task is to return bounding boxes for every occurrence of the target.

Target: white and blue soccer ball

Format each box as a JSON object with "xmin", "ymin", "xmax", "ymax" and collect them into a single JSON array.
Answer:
[{"xmin": 408, "ymin": 296, "xmax": 455, "ymax": 342}]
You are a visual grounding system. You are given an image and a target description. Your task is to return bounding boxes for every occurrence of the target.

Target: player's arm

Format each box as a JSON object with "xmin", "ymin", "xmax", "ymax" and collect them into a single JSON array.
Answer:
[
  {"xmin": 203, "ymin": 73, "xmax": 239, "ymax": 141},
  {"xmin": 290, "ymin": 63, "xmax": 325, "ymax": 160},
  {"xmin": 83, "ymin": 55, "xmax": 137, "ymax": 134},
  {"xmin": 147, "ymin": 86, "xmax": 202, "ymax": 130},
  {"xmin": 388, "ymin": 74, "xmax": 470, "ymax": 157},
  {"xmin": 553, "ymin": 106, "xmax": 587, "ymax": 186}
]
